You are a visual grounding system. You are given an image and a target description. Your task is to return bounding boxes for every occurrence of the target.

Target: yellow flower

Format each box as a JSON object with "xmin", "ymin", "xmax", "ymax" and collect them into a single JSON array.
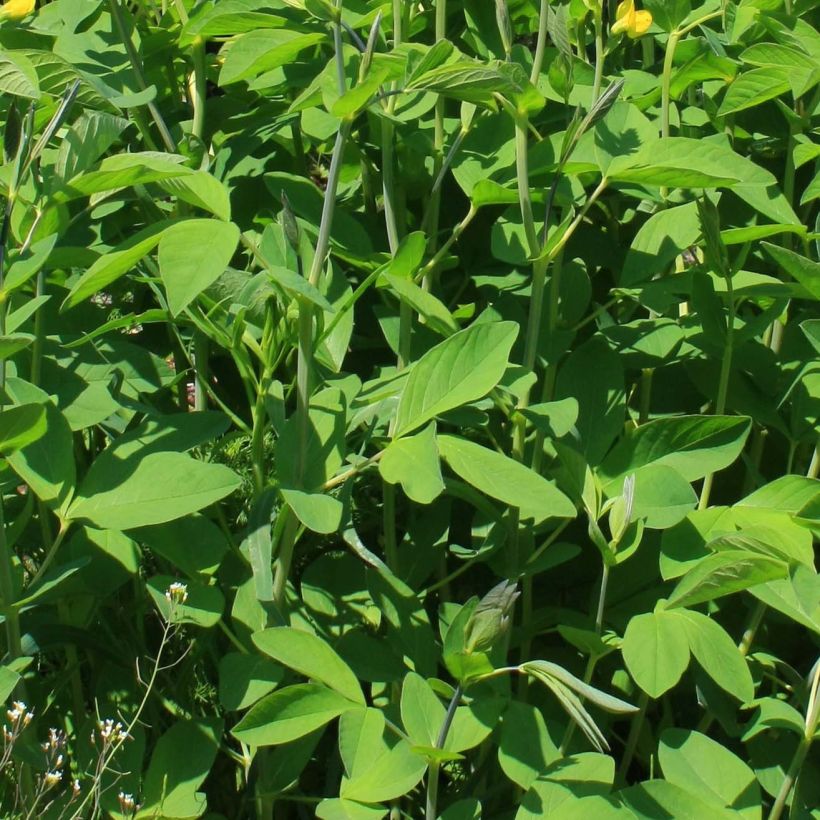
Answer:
[
  {"xmin": 0, "ymin": 0, "xmax": 35, "ymax": 20},
  {"xmin": 611, "ymin": 0, "xmax": 652, "ymax": 38}
]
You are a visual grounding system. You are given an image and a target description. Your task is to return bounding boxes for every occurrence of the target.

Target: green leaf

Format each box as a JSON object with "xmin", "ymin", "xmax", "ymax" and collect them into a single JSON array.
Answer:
[
  {"xmin": 218, "ymin": 652, "xmax": 284, "ymax": 711},
  {"xmin": 6, "ymin": 401, "xmax": 76, "ymax": 512},
  {"xmin": 380, "ymin": 273, "xmax": 459, "ymax": 337},
  {"xmin": 718, "ymin": 68, "xmax": 791, "ymax": 116},
  {"xmin": 608, "ymin": 138, "xmax": 748, "ymax": 188},
  {"xmin": 219, "ymin": 30, "xmax": 326, "ymax": 86},
  {"xmin": 677, "ymin": 610, "xmax": 754, "ymax": 702},
  {"xmin": 438, "ymin": 434, "xmax": 575, "ymax": 521},
  {"xmin": 666, "ymin": 550, "xmax": 788, "ymax": 609},
  {"xmin": 0, "ymin": 404, "xmax": 46, "ymax": 453},
  {"xmin": 67, "ymin": 452, "xmax": 241, "ymax": 530},
  {"xmin": 762, "ymin": 242, "xmax": 820, "ymax": 300},
  {"xmin": 281, "ymin": 488, "xmax": 343, "ymax": 534},
  {"xmin": 0, "ymin": 52, "xmax": 40, "ymax": 100},
  {"xmin": 157, "ymin": 171, "xmax": 233, "ymax": 221},
  {"xmin": 659, "ymin": 729, "xmax": 760, "ymax": 819},
  {"xmin": 600, "ymin": 416, "xmax": 752, "ymax": 485},
  {"xmin": 316, "ymin": 799, "xmax": 387, "ymax": 820},
  {"xmin": 252, "ymin": 627, "xmax": 365, "ymax": 705},
  {"xmin": 400, "ymin": 672, "xmax": 445, "ymax": 748},
  {"xmin": 393, "ymin": 321, "xmax": 518, "ymax": 438},
  {"xmin": 159, "ymin": 219, "xmax": 241, "ymax": 315},
  {"xmin": 620, "ymin": 780, "xmax": 742, "ymax": 820},
  {"xmin": 498, "ymin": 701, "xmax": 559, "ymax": 789},
  {"xmin": 554, "ymin": 336, "xmax": 625, "ymax": 466},
  {"xmin": 62, "ymin": 221, "xmax": 171, "ymax": 310},
  {"xmin": 140, "ymin": 719, "xmax": 222, "ymax": 819},
  {"xmin": 339, "ymin": 708, "xmax": 388, "ymax": 778},
  {"xmin": 62, "ymin": 152, "xmax": 192, "ymax": 199},
  {"xmin": 146, "ymin": 575, "xmax": 225, "ymax": 628},
  {"xmin": 622, "ymin": 611, "xmax": 690, "ymax": 698},
  {"xmin": 620, "ymin": 202, "xmax": 701, "ymax": 286},
  {"xmin": 522, "ymin": 661, "xmax": 638, "ymax": 715},
  {"xmin": 379, "ymin": 423, "xmax": 445, "ymax": 505},
  {"xmin": 232, "ymin": 683, "xmax": 360, "ymax": 746},
  {"xmin": 340, "ymin": 738, "xmax": 427, "ymax": 803}
]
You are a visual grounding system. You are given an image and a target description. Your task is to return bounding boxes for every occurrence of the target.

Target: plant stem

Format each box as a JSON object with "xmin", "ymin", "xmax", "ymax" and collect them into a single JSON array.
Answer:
[
  {"xmin": 0, "ymin": 497, "xmax": 22, "ymax": 662},
  {"xmin": 108, "ymin": 0, "xmax": 177, "ymax": 152},
  {"xmin": 699, "ymin": 273, "xmax": 734, "ymax": 510},
  {"xmin": 592, "ymin": 12, "xmax": 605, "ymax": 104},
  {"xmin": 426, "ymin": 685, "xmax": 462, "ymax": 820},
  {"xmin": 617, "ymin": 691, "xmax": 649, "ymax": 783},
  {"xmin": 531, "ymin": 0, "xmax": 549, "ymax": 83}
]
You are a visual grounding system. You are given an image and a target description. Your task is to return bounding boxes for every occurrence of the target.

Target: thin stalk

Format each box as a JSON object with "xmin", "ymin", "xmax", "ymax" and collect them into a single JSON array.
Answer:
[
  {"xmin": 108, "ymin": 0, "xmax": 177, "ymax": 152},
  {"xmin": 591, "ymin": 12, "xmax": 605, "ymax": 104},
  {"xmin": 425, "ymin": 685, "xmax": 462, "ymax": 820},
  {"xmin": 172, "ymin": 0, "xmax": 207, "ymax": 143},
  {"xmin": 699, "ymin": 275, "xmax": 735, "ymax": 510},
  {"xmin": 768, "ymin": 659, "xmax": 819, "ymax": 820},
  {"xmin": 660, "ymin": 31, "xmax": 679, "ymax": 140},
  {"xmin": 530, "ymin": 0, "xmax": 549, "ymax": 84},
  {"xmin": 423, "ymin": 0, "xmax": 448, "ymax": 281},
  {"xmin": 273, "ymin": 4, "xmax": 351, "ymax": 611},
  {"xmin": 617, "ymin": 691, "xmax": 649, "ymax": 783},
  {"xmin": 0, "ymin": 498, "xmax": 22, "ymax": 662},
  {"xmin": 808, "ymin": 443, "xmax": 819, "ymax": 479},
  {"xmin": 416, "ymin": 205, "xmax": 477, "ymax": 282}
]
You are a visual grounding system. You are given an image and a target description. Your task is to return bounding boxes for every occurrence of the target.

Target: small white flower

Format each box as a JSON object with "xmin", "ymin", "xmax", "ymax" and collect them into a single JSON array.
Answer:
[
  {"xmin": 43, "ymin": 770, "xmax": 62, "ymax": 788},
  {"xmin": 165, "ymin": 582, "xmax": 189, "ymax": 606}
]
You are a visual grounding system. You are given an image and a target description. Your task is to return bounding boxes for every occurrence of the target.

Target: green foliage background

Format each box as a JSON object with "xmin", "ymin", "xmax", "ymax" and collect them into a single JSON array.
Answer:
[{"xmin": 0, "ymin": 0, "xmax": 818, "ymax": 817}]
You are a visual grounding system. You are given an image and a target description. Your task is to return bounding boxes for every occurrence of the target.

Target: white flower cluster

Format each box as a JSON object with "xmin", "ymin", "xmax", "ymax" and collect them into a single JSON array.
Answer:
[
  {"xmin": 92, "ymin": 718, "xmax": 129, "ymax": 746},
  {"xmin": 165, "ymin": 581, "xmax": 189, "ymax": 606}
]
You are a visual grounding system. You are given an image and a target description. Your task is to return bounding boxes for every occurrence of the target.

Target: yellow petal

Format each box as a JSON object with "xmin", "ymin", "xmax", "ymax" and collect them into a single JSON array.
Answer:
[
  {"xmin": 629, "ymin": 9, "xmax": 653, "ymax": 36},
  {"xmin": 1, "ymin": 0, "xmax": 35, "ymax": 19},
  {"xmin": 615, "ymin": 0, "xmax": 635, "ymax": 21}
]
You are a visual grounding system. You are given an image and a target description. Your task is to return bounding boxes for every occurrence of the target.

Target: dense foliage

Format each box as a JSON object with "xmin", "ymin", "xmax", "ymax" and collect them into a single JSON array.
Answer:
[{"xmin": 0, "ymin": 0, "xmax": 818, "ymax": 817}]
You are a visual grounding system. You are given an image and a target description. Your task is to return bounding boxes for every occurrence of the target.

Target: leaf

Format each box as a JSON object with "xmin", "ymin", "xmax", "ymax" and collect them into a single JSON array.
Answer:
[
  {"xmin": 380, "ymin": 273, "xmax": 459, "ymax": 336},
  {"xmin": 62, "ymin": 221, "xmax": 171, "ymax": 310},
  {"xmin": 146, "ymin": 575, "xmax": 225, "ymax": 627},
  {"xmin": 219, "ymin": 30, "xmax": 326, "ymax": 86},
  {"xmin": 762, "ymin": 242, "xmax": 820, "ymax": 300},
  {"xmin": 252, "ymin": 627, "xmax": 365, "ymax": 705},
  {"xmin": 438, "ymin": 434, "xmax": 575, "ymax": 521},
  {"xmin": 0, "ymin": 52, "xmax": 40, "ymax": 99},
  {"xmin": 157, "ymin": 171, "xmax": 233, "ymax": 221},
  {"xmin": 67, "ymin": 452, "xmax": 241, "ymax": 530},
  {"xmin": 181, "ymin": 0, "xmax": 286, "ymax": 44},
  {"xmin": 677, "ymin": 610, "xmax": 754, "ymax": 702},
  {"xmin": 522, "ymin": 661, "xmax": 638, "ymax": 715},
  {"xmin": 608, "ymin": 138, "xmax": 748, "ymax": 188},
  {"xmin": 659, "ymin": 730, "xmax": 760, "ymax": 820},
  {"xmin": 718, "ymin": 68, "xmax": 791, "ymax": 116},
  {"xmin": 267, "ymin": 265, "xmax": 334, "ymax": 311},
  {"xmin": 379, "ymin": 423, "xmax": 445, "ymax": 505},
  {"xmin": 0, "ymin": 404, "xmax": 46, "ymax": 453},
  {"xmin": 666, "ymin": 550, "xmax": 788, "ymax": 609},
  {"xmin": 498, "ymin": 701, "xmax": 559, "ymax": 789},
  {"xmin": 159, "ymin": 219, "xmax": 241, "ymax": 315},
  {"xmin": 232, "ymin": 684, "xmax": 360, "ymax": 746},
  {"xmin": 6, "ymin": 401, "xmax": 76, "ymax": 512},
  {"xmin": 340, "ymin": 738, "xmax": 427, "ymax": 803},
  {"xmin": 281, "ymin": 488, "xmax": 343, "ymax": 534},
  {"xmin": 622, "ymin": 611, "xmax": 690, "ymax": 698},
  {"xmin": 600, "ymin": 416, "xmax": 752, "ymax": 485},
  {"xmin": 400, "ymin": 672, "xmax": 445, "ymax": 748},
  {"xmin": 218, "ymin": 652, "xmax": 284, "ymax": 711},
  {"xmin": 55, "ymin": 111, "xmax": 131, "ymax": 181},
  {"xmin": 62, "ymin": 152, "xmax": 192, "ymax": 199},
  {"xmin": 139, "ymin": 718, "xmax": 222, "ymax": 818},
  {"xmin": 620, "ymin": 202, "xmax": 701, "ymax": 286},
  {"xmin": 393, "ymin": 321, "xmax": 517, "ymax": 438},
  {"xmin": 620, "ymin": 780, "xmax": 742, "ymax": 820},
  {"xmin": 554, "ymin": 336, "xmax": 625, "ymax": 466}
]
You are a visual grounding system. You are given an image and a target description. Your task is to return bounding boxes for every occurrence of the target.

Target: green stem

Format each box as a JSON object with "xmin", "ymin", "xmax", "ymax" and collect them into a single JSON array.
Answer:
[
  {"xmin": 617, "ymin": 691, "xmax": 649, "ymax": 783},
  {"xmin": 768, "ymin": 735, "xmax": 812, "ymax": 820},
  {"xmin": 530, "ymin": 0, "xmax": 549, "ymax": 84},
  {"xmin": 425, "ymin": 685, "xmax": 462, "ymax": 820},
  {"xmin": 0, "ymin": 497, "xmax": 22, "ymax": 662},
  {"xmin": 108, "ymin": 0, "xmax": 177, "ymax": 153},
  {"xmin": 699, "ymin": 276, "xmax": 734, "ymax": 510},
  {"xmin": 592, "ymin": 13, "xmax": 605, "ymax": 104},
  {"xmin": 660, "ymin": 30, "xmax": 679, "ymax": 140}
]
